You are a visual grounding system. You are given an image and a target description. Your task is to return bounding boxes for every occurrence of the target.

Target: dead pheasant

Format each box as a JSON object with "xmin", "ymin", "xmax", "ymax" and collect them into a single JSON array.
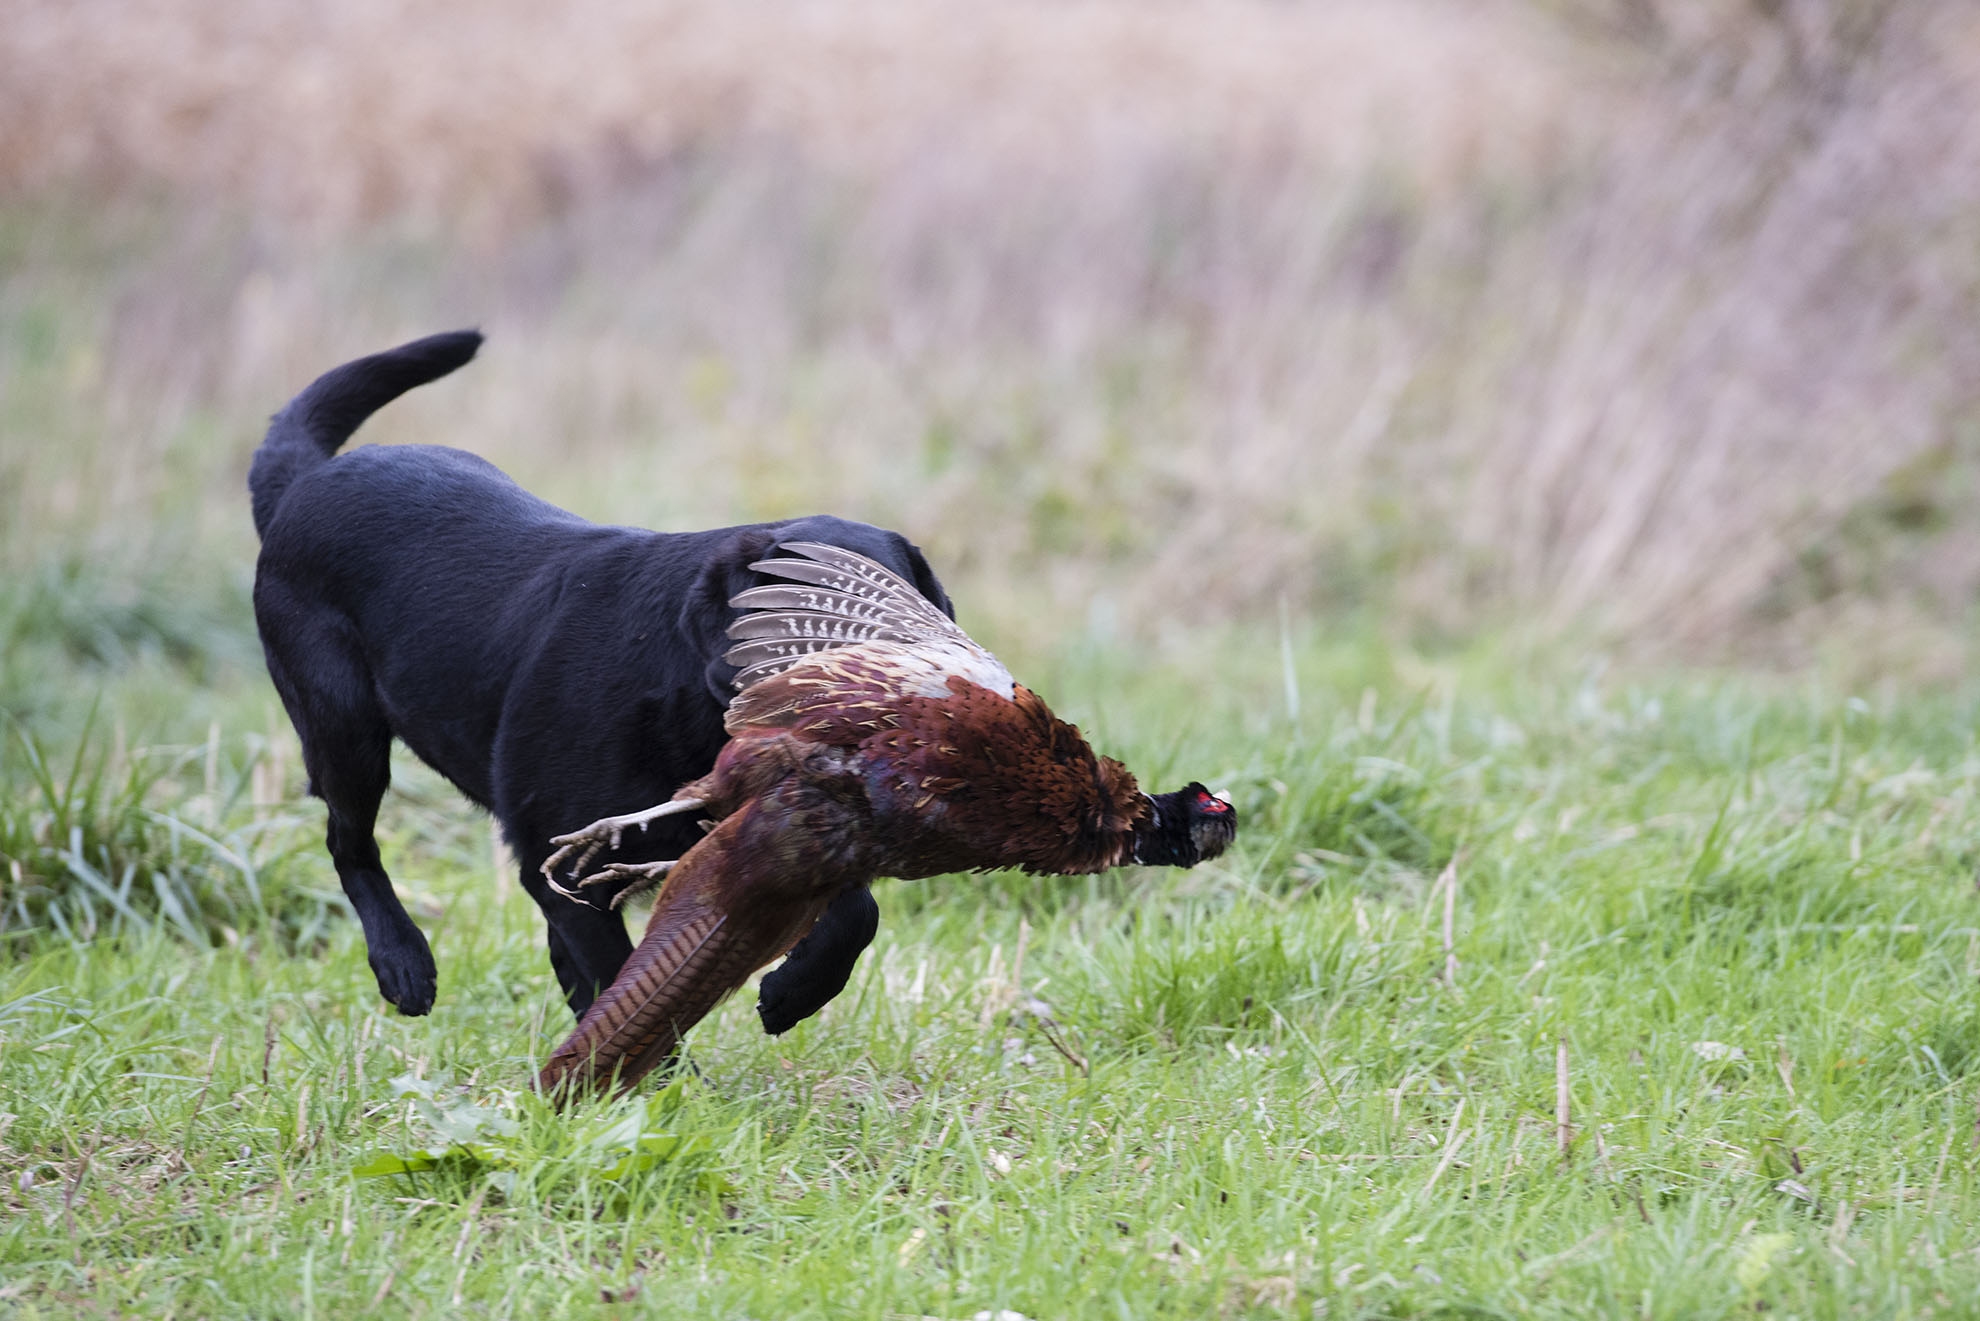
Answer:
[{"xmin": 536, "ymin": 543, "xmax": 1236, "ymax": 1097}]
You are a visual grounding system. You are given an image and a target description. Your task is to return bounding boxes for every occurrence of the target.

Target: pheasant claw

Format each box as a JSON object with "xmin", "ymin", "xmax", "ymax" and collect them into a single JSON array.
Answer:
[{"xmin": 540, "ymin": 797, "xmax": 706, "ymax": 884}]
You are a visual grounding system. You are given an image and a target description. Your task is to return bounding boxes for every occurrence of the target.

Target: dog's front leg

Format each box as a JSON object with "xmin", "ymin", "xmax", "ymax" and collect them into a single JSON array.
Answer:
[
  {"xmin": 756, "ymin": 886, "xmax": 880, "ymax": 1035},
  {"xmin": 325, "ymin": 815, "xmax": 438, "ymax": 1016}
]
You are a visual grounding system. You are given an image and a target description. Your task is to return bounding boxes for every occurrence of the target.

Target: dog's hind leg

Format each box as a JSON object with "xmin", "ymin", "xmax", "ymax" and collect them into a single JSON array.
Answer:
[
  {"xmin": 540, "ymin": 898, "xmax": 634, "ymax": 1019},
  {"xmin": 259, "ymin": 592, "xmax": 438, "ymax": 1015}
]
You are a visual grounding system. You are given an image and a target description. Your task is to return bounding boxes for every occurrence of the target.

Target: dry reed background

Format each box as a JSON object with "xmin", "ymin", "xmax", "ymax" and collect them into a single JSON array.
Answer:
[{"xmin": 3, "ymin": 0, "xmax": 1978, "ymax": 672}]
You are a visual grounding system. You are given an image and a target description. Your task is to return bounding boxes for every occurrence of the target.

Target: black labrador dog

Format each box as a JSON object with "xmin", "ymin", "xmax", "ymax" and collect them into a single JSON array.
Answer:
[{"xmin": 249, "ymin": 330, "xmax": 951, "ymax": 1031}]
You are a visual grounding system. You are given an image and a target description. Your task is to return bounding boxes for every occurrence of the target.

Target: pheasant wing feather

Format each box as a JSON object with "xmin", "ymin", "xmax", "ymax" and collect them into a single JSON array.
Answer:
[
  {"xmin": 738, "ymin": 543, "xmax": 956, "ymax": 626},
  {"xmin": 723, "ymin": 541, "xmax": 1014, "ymax": 728}
]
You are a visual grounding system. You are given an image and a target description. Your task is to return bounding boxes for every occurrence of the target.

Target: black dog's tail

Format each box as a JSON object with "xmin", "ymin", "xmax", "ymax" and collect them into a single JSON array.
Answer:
[{"xmin": 249, "ymin": 329, "xmax": 484, "ymax": 538}]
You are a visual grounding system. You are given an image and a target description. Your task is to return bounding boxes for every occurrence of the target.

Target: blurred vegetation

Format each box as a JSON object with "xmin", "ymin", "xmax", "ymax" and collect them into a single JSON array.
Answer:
[{"xmin": 2, "ymin": 0, "xmax": 1975, "ymax": 683}]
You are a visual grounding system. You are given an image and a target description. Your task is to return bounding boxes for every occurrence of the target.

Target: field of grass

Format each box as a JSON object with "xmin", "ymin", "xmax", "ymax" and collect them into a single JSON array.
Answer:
[
  {"xmin": 7, "ymin": 0, "xmax": 1980, "ymax": 1315},
  {"xmin": 6, "ymin": 631, "xmax": 1980, "ymax": 1317}
]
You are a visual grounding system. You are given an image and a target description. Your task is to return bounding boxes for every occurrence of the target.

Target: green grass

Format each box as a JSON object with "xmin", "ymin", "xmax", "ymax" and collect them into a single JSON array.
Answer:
[{"xmin": 5, "ymin": 637, "xmax": 1980, "ymax": 1318}]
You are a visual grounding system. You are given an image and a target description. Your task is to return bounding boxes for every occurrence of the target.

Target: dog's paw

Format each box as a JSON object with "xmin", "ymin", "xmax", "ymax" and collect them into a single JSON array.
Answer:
[
  {"xmin": 756, "ymin": 966, "xmax": 825, "ymax": 1037},
  {"xmin": 369, "ymin": 938, "xmax": 438, "ymax": 1017}
]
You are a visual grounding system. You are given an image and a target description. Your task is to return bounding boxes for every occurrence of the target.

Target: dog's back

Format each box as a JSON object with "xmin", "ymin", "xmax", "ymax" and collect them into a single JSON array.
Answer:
[{"xmin": 249, "ymin": 329, "xmax": 483, "ymax": 538}]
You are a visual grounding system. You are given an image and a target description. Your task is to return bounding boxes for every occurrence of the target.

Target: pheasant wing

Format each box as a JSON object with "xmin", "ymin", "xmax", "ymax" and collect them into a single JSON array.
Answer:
[{"xmin": 722, "ymin": 541, "xmax": 1015, "ymax": 732}]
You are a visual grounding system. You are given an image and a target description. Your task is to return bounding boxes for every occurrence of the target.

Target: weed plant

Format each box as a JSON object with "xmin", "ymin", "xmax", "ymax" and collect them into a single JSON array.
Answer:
[{"xmin": 0, "ymin": 717, "xmax": 337, "ymax": 949}]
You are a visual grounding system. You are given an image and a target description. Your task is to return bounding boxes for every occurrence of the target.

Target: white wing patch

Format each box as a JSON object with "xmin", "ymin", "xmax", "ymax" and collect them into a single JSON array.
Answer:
[{"xmin": 723, "ymin": 542, "xmax": 1015, "ymax": 701}]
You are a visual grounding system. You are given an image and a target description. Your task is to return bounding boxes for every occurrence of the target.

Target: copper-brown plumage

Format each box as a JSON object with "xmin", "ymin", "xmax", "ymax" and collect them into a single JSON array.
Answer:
[{"xmin": 537, "ymin": 544, "xmax": 1236, "ymax": 1098}]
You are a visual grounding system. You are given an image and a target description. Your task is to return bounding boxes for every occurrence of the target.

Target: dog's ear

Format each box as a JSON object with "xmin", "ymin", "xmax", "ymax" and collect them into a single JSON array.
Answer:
[{"xmin": 892, "ymin": 535, "xmax": 954, "ymax": 622}]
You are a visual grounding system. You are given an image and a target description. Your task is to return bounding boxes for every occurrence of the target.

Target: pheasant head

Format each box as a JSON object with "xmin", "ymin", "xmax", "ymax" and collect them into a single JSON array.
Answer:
[{"xmin": 1133, "ymin": 782, "xmax": 1237, "ymax": 867}]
